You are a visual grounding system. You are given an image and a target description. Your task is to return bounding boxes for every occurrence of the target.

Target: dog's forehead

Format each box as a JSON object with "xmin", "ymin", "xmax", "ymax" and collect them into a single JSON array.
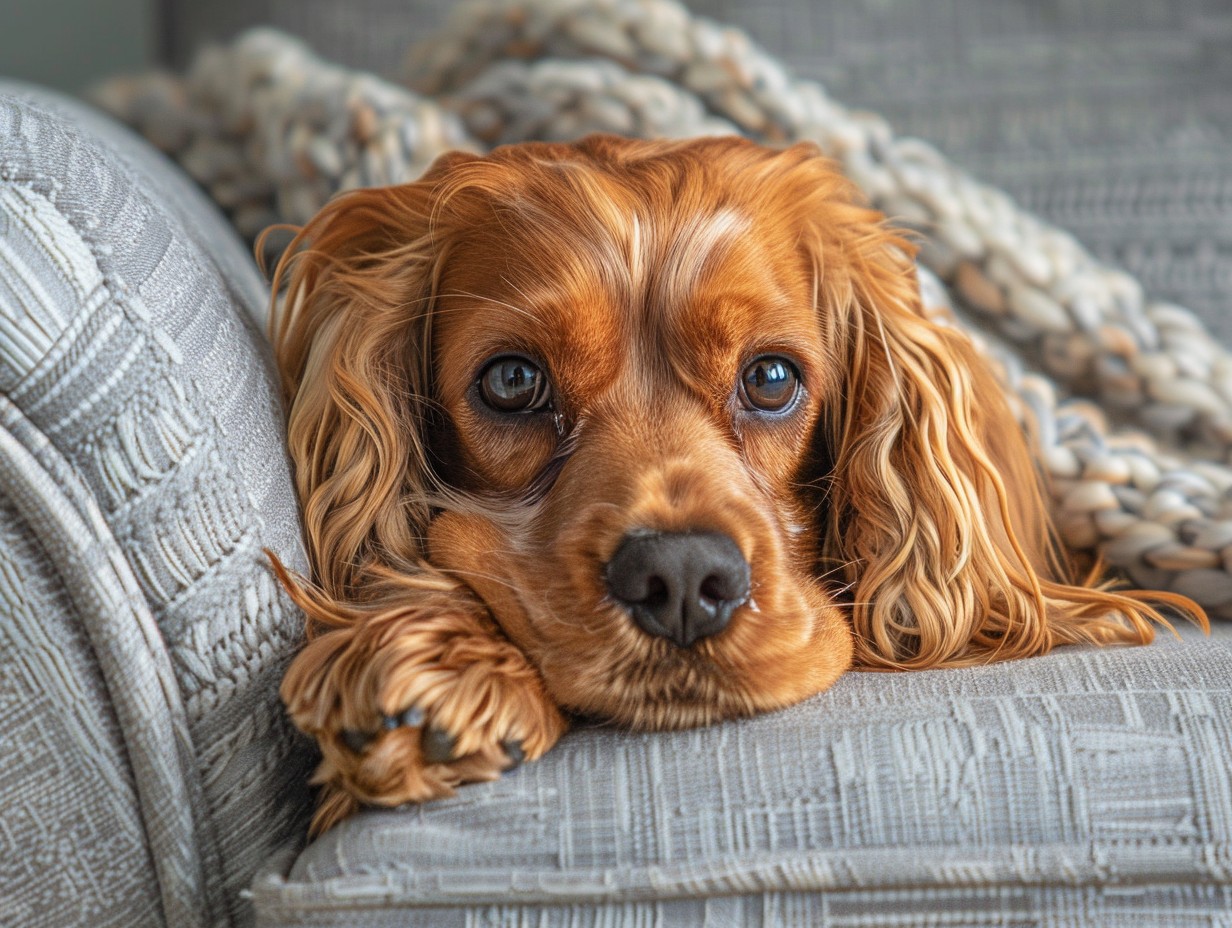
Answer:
[{"xmin": 430, "ymin": 155, "xmax": 822, "ymax": 404}]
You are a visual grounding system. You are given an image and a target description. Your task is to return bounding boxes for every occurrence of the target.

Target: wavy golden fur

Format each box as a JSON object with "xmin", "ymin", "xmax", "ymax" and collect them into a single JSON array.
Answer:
[{"xmin": 266, "ymin": 135, "xmax": 1205, "ymax": 834}]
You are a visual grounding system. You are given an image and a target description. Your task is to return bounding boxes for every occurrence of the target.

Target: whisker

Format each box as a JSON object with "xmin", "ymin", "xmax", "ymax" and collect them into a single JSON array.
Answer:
[
  {"xmin": 437, "ymin": 566, "xmax": 523, "ymax": 595},
  {"xmin": 503, "ymin": 278, "xmax": 546, "ymax": 318},
  {"xmin": 813, "ymin": 559, "xmax": 861, "ymax": 583},
  {"xmin": 442, "ymin": 289, "xmax": 542, "ymax": 324},
  {"xmin": 386, "ymin": 294, "xmax": 437, "ymax": 312}
]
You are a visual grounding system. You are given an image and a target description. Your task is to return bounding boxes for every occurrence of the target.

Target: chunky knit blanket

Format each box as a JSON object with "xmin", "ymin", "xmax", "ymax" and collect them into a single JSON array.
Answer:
[{"xmin": 95, "ymin": 0, "xmax": 1232, "ymax": 619}]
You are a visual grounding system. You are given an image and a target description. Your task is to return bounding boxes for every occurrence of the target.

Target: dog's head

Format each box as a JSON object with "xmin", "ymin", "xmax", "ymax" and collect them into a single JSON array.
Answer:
[{"xmin": 272, "ymin": 135, "xmax": 1181, "ymax": 729}]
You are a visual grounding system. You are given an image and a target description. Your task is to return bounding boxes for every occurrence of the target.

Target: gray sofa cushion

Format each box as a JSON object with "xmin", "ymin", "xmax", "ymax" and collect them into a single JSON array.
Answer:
[
  {"xmin": 0, "ymin": 82, "xmax": 313, "ymax": 927},
  {"xmin": 253, "ymin": 624, "xmax": 1232, "ymax": 927}
]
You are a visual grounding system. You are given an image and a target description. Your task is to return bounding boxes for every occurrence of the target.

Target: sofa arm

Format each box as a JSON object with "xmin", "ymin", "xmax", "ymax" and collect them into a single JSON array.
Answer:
[{"xmin": 0, "ymin": 82, "xmax": 313, "ymax": 928}]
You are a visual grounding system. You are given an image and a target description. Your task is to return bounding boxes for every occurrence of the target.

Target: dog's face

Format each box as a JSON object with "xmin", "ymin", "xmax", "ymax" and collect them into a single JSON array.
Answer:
[
  {"xmin": 274, "ymin": 135, "xmax": 1184, "ymax": 734},
  {"xmin": 422, "ymin": 142, "xmax": 852, "ymax": 726}
]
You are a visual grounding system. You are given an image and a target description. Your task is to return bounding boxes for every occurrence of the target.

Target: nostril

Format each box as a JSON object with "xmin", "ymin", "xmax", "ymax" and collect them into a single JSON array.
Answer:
[
  {"xmin": 643, "ymin": 575, "xmax": 669, "ymax": 609},
  {"xmin": 699, "ymin": 573, "xmax": 734, "ymax": 605}
]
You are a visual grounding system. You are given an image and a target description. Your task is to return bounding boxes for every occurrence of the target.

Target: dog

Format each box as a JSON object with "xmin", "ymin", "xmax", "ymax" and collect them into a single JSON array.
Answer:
[{"xmin": 266, "ymin": 134, "xmax": 1204, "ymax": 834}]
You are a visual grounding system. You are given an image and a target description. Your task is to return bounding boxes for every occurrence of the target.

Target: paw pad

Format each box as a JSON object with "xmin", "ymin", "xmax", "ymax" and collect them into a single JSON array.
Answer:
[
  {"xmin": 341, "ymin": 729, "xmax": 372, "ymax": 753},
  {"xmin": 421, "ymin": 727, "xmax": 457, "ymax": 763}
]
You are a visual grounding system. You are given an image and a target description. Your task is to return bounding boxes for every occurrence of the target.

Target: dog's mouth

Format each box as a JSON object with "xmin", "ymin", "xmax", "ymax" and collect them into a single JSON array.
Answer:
[
  {"xmin": 540, "ymin": 623, "xmax": 761, "ymax": 730},
  {"xmin": 574, "ymin": 681, "xmax": 758, "ymax": 731}
]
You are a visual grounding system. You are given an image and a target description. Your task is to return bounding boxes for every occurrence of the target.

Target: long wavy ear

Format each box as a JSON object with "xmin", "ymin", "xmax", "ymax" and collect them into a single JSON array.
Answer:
[
  {"xmin": 266, "ymin": 154, "xmax": 477, "ymax": 602},
  {"xmin": 804, "ymin": 179, "xmax": 1204, "ymax": 669}
]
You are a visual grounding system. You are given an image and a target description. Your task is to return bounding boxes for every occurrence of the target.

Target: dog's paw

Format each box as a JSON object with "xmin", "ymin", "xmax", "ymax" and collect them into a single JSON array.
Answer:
[
  {"xmin": 287, "ymin": 618, "xmax": 567, "ymax": 834},
  {"xmin": 335, "ymin": 664, "xmax": 563, "ymax": 799}
]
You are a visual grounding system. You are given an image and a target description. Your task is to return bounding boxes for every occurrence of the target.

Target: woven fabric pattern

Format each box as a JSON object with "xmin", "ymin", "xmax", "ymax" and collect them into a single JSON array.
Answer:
[
  {"xmin": 253, "ymin": 624, "xmax": 1232, "ymax": 927},
  {"xmin": 0, "ymin": 83, "xmax": 314, "ymax": 927},
  {"xmin": 0, "ymin": 498, "xmax": 162, "ymax": 926}
]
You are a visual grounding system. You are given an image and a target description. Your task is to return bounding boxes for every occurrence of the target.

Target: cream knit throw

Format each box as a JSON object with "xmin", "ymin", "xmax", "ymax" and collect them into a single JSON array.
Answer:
[{"xmin": 95, "ymin": 0, "xmax": 1232, "ymax": 618}]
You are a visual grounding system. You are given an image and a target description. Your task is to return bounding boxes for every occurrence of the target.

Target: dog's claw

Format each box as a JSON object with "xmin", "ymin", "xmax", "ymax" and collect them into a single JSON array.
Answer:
[
  {"xmin": 502, "ymin": 740, "xmax": 525, "ymax": 771},
  {"xmin": 381, "ymin": 706, "xmax": 426, "ymax": 731},
  {"xmin": 401, "ymin": 706, "xmax": 426, "ymax": 728},
  {"xmin": 341, "ymin": 729, "xmax": 371, "ymax": 753},
  {"xmin": 421, "ymin": 727, "xmax": 457, "ymax": 764}
]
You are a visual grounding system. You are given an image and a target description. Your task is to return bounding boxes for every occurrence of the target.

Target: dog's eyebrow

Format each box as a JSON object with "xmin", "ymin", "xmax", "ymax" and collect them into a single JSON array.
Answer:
[
  {"xmin": 648, "ymin": 207, "xmax": 751, "ymax": 314},
  {"xmin": 443, "ymin": 289, "xmax": 544, "ymax": 325}
]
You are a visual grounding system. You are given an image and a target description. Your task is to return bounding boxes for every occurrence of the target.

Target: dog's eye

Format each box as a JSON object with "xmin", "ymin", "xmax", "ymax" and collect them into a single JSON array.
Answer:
[
  {"xmin": 478, "ymin": 356, "xmax": 551, "ymax": 413},
  {"xmin": 739, "ymin": 356, "xmax": 800, "ymax": 412}
]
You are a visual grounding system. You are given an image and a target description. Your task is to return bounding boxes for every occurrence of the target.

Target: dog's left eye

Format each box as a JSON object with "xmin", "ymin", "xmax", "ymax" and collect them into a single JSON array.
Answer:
[
  {"xmin": 478, "ymin": 356, "xmax": 552, "ymax": 413},
  {"xmin": 739, "ymin": 356, "xmax": 800, "ymax": 412}
]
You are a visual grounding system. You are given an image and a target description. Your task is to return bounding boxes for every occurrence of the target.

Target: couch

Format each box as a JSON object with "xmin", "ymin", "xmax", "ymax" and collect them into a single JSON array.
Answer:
[{"xmin": 3, "ymin": 2, "xmax": 1232, "ymax": 926}]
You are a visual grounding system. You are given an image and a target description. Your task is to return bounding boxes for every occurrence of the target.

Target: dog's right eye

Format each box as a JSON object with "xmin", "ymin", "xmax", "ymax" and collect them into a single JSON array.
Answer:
[
  {"xmin": 478, "ymin": 356, "xmax": 552, "ymax": 413},
  {"xmin": 739, "ymin": 356, "xmax": 800, "ymax": 413}
]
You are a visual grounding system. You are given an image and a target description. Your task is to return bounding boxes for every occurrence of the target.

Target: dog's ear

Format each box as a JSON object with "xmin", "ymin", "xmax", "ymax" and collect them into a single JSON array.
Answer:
[
  {"xmin": 792, "ymin": 156, "xmax": 1197, "ymax": 668},
  {"xmin": 268, "ymin": 166, "xmax": 462, "ymax": 601}
]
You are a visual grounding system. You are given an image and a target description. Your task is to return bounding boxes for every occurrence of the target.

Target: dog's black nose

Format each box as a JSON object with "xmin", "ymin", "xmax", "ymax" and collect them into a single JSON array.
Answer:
[{"xmin": 605, "ymin": 531, "xmax": 750, "ymax": 647}]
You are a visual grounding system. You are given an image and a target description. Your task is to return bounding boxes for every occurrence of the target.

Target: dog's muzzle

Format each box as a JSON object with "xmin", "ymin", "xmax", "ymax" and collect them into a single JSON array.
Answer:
[{"xmin": 605, "ymin": 531, "xmax": 750, "ymax": 648}]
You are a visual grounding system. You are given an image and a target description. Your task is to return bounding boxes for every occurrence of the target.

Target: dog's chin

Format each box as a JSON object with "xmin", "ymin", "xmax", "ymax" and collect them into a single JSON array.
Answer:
[
  {"xmin": 598, "ymin": 696, "xmax": 755, "ymax": 732},
  {"xmin": 567, "ymin": 691, "xmax": 757, "ymax": 732},
  {"xmin": 539, "ymin": 642, "xmax": 763, "ymax": 731}
]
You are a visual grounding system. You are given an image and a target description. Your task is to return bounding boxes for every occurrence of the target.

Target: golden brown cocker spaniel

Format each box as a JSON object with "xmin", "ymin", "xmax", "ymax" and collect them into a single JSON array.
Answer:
[{"xmin": 267, "ymin": 135, "xmax": 1204, "ymax": 834}]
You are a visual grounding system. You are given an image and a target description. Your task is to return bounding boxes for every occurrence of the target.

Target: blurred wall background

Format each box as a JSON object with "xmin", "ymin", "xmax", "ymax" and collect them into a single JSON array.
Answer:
[{"xmin": 0, "ymin": 0, "xmax": 156, "ymax": 93}]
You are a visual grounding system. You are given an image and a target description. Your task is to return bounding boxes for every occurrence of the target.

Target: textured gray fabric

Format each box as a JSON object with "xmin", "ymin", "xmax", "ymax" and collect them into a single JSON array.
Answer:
[
  {"xmin": 0, "ymin": 82, "xmax": 314, "ymax": 927},
  {"xmin": 0, "ymin": 496, "xmax": 163, "ymax": 925},
  {"xmin": 253, "ymin": 624, "xmax": 1232, "ymax": 927},
  {"xmin": 160, "ymin": 0, "xmax": 1232, "ymax": 343}
]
